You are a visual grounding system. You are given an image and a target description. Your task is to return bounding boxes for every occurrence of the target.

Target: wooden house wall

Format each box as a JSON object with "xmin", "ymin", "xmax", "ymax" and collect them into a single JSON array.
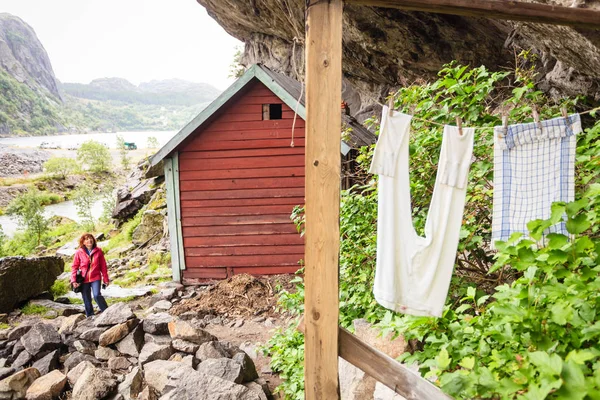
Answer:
[{"xmin": 178, "ymin": 81, "xmax": 305, "ymax": 280}]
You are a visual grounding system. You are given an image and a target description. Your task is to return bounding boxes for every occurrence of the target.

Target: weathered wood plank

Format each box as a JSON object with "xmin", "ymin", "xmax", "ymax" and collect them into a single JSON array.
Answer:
[
  {"xmin": 178, "ymin": 147, "xmax": 304, "ymax": 160},
  {"xmin": 181, "ymin": 196, "xmax": 304, "ymax": 209},
  {"xmin": 183, "ymin": 233, "xmax": 304, "ymax": 248},
  {"xmin": 185, "ymin": 244, "xmax": 304, "ymax": 257},
  {"xmin": 181, "ymin": 204, "xmax": 300, "ymax": 217},
  {"xmin": 180, "ymin": 176, "xmax": 304, "ymax": 192},
  {"xmin": 180, "ymin": 187, "xmax": 305, "ymax": 201},
  {"xmin": 179, "ymin": 167, "xmax": 305, "ymax": 181},
  {"xmin": 182, "ymin": 223, "xmax": 298, "ymax": 237},
  {"xmin": 179, "ymin": 154, "xmax": 305, "ymax": 171},
  {"xmin": 233, "ymin": 266, "xmax": 302, "ymax": 275},
  {"xmin": 337, "ymin": 325, "xmax": 453, "ymax": 399},
  {"xmin": 297, "ymin": 320, "xmax": 452, "ymax": 400},
  {"xmin": 346, "ymin": 0, "xmax": 600, "ymax": 29},
  {"xmin": 181, "ymin": 138, "xmax": 305, "ymax": 152},
  {"xmin": 304, "ymin": 0, "xmax": 343, "ymax": 398},
  {"xmin": 182, "ymin": 268, "xmax": 228, "ymax": 279},
  {"xmin": 186, "ymin": 254, "xmax": 302, "ymax": 268},
  {"xmin": 181, "ymin": 214, "xmax": 294, "ymax": 227}
]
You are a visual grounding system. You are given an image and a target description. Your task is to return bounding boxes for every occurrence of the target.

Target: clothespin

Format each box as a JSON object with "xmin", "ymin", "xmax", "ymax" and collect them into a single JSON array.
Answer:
[
  {"xmin": 498, "ymin": 112, "xmax": 508, "ymax": 139},
  {"xmin": 388, "ymin": 97, "xmax": 394, "ymax": 117},
  {"xmin": 456, "ymin": 116, "xmax": 463, "ymax": 136},
  {"xmin": 532, "ymin": 105, "xmax": 542, "ymax": 134},
  {"xmin": 561, "ymin": 106, "xmax": 572, "ymax": 129}
]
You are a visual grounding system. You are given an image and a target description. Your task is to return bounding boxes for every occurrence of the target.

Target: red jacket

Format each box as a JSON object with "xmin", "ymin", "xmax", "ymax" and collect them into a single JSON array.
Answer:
[{"xmin": 70, "ymin": 247, "xmax": 109, "ymax": 284}]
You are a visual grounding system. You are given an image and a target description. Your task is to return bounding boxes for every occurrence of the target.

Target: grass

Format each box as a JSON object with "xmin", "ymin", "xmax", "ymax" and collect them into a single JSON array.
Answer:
[
  {"xmin": 0, "ymin": 323, "xmax": 9, "ymax": 330},
  {"xmin": 0, "ymin": 175, "xmax": 50, "ymax": 187},
  {"xmin": 112, "ymin": 251, "xmax": 172, "ymax": 287},
  {"xmin": 50, "ymin": 279, "xmax": 70, "ymax": 298},
  {"xmin": 21, "ymin": 303, "xmax": 50, "ymax": 315},
  {"xmin": 106, "ymin": 295, "xmax": 137, "ymax": 305}
]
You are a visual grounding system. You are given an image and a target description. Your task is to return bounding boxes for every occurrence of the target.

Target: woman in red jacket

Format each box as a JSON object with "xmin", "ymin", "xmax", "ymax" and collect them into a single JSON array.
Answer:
[{"xmin": 71, "ymin": 233, "xmax": 110, "ymax": 317}]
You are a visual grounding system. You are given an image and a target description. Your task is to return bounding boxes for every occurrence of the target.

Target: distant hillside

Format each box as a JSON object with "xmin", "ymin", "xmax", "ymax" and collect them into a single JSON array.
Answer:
[
  {"xmin": 0, "ymin": 13, "xmax": 220, "ymax": 137},
  {"xmin": 0, "ymin": 13, "xmax": 65, "ymax": 135},
  {"xmin": 61, "ymin": 77, "xmax": 221, "ymax": 106}
]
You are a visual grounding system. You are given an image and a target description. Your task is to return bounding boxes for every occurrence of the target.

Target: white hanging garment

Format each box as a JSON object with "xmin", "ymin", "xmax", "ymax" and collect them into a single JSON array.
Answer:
[{"xmin": 370, "ymin": 107, "xmax": 474, "ymax": 317}]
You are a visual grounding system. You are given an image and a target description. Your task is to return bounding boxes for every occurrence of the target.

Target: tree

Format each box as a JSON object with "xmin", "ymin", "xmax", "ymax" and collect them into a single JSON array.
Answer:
[
  {"xmin": 6, "ymin": 190, "xmax": 49, "ymax": 246},
  {"xmin": 77, "ymin": 140, "xmax": 111, "ymax": 173},
  {"xmin": 43, "ymin": 157, "xmax": 79, "ymax": 179},
  {"xmin": 228, "ymin": 45, "xmax": 246, "ymax": 79},
  {"xmin": 147, "ymin": 136, "xmax": 159, "ymax": 149},
  {"xmin": 73, "ymin": 182, "xmax": 99, "ymax": 231},
  {"xmin": 115, "ymin": 134, "xmax": 130, "ymax": 171}
]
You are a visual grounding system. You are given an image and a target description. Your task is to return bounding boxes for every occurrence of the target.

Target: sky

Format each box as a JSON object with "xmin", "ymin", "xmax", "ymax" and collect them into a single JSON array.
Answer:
[{"xmin": 0, "ymin": 0, "xmax": 242, "ymax": 90}]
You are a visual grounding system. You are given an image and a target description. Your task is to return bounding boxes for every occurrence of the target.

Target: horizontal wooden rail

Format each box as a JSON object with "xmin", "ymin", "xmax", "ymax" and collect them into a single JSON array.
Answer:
[
  {"xmin": 345, "ymin": 0, "xmax": 600, "ymax": 29},
  {"xmin": 298, "ymin": 317, "xmax": 452, "ymax": 400}
]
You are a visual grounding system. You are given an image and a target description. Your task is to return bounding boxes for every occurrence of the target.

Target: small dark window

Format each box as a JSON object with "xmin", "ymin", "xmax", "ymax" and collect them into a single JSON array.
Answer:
[{"xmin": 262, "ymin": 104, "xmax": 282, "ymax": 120}]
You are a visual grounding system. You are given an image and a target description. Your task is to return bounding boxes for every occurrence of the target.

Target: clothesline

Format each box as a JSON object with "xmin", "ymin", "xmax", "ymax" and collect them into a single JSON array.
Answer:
[{"xmin": 375, "ymin": 102, "xmax": 600, "ymax": 131}]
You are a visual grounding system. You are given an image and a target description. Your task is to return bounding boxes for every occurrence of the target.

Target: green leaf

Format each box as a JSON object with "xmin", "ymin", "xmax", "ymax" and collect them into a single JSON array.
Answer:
[
  {"xmin": 566, "ymin": 198, "xmax": 589, "ymax": 217},
  {"xmin": 547, "ymin": 233, "xmax": 569, "ymax": 249},
  {"xmin": 566, "ymin": 214, "xmax": 591, "ymax": 234},
  {"xmin": 550, "ymin": 203, "xmax": 567, "ymax": 224},
  {"xmin": 459, "ymin": 356, "xmax": 475, "ymax": 370},
  {"xmin": 566, "ymin": 350, "xmax": 596, "ymax": 365},
  {"xmin": 528, "ymin": 351, "xmax": 563, "ymax": 376},
  {"xmin": 437, "ymin": 348, "xmax": 451, "ymax": 370},
  {"xmin": 551, "ymin": 302, "xmax": 573, "ymax": 325}
]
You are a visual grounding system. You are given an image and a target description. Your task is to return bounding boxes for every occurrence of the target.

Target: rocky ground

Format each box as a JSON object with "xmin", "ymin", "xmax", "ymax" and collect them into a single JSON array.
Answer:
[{"xmin": 0, "ymin": 281, "xmax": 285, "ymax": 400}]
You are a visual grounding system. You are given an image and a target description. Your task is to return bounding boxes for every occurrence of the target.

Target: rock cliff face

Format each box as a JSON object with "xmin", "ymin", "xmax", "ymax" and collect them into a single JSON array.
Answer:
[
  {"xmin": 0, "ymin": 13, "xmax": 61, "ymax": 100},
  {"xmin": 198, "ymin": 0, "xmax": 600, "ymax": 121}
]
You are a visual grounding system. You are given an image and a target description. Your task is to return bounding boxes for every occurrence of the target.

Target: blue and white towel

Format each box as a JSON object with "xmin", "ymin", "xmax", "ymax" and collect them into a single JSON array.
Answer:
[{"xmin": 492, "ymin": 114, "xmax": 581, "ymax": 245}]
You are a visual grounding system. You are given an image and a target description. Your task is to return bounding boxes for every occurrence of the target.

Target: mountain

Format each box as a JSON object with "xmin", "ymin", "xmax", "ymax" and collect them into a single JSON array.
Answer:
[
  {"xmin": 0, "ymin": 13, "xmax": 220, "ymax": 137},
  {"xmin": 0, "ymin": 13, "xmax": 60, "ymax": 99},
  {"xmin": 61, "ymin": 77, "xmax": 221, "ymax": 106},
  {"xmin": 0, "ymin": 13, "xmax": 65, "ymax": 135}
]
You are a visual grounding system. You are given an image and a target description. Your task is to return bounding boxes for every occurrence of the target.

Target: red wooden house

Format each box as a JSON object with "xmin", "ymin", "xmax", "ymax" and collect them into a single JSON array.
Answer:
[{"xmin": 150, "ymin": 64, "xmax": 375, "ymax": 283}]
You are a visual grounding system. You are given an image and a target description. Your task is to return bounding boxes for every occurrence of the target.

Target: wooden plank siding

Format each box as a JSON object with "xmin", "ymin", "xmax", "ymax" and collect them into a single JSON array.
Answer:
[{"xmin": 179, "ymin": 80, "xmax": 305, "ymax": 280}]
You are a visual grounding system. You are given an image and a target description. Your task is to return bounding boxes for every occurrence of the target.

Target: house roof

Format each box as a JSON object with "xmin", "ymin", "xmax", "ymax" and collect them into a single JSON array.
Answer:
[{"xmin": 150, "ymin": 64, "xmax": 376, "ymax": 166}]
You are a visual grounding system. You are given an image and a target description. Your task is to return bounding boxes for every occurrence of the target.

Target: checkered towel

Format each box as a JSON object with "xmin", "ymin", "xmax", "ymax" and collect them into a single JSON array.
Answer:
[{"xmin": 492, "ymin": 114, "xmax": 581, "ymax": 245}]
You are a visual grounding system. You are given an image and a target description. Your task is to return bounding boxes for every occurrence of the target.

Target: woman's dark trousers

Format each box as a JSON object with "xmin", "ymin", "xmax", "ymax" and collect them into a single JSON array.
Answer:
[{"xmin": 81, "ymin": 280, "xmax": 108, "ymax": 317}]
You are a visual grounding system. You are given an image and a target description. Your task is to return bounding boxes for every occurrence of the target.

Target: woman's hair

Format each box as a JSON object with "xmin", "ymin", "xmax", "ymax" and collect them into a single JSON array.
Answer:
[{"xmin": 78, "ymin": 233, "xmax": 97, "ymax": 249}]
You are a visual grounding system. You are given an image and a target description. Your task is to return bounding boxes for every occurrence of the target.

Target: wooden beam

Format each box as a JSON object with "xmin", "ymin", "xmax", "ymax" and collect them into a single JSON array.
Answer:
[
  {"xmin": 304, "ymin": 0, "xmax": 343, "ymax": 399},
  {"xmin": 346, "ymin": 0, "xmax": 600, "ymax": 29},
  {"xmin": 298, "ymin": 318, "xmax": 453, "ymax": 400}
]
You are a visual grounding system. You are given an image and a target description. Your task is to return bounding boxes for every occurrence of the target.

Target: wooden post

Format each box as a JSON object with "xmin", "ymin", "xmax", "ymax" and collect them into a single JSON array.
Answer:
[{"xmin": 304, "ymin": 0, "xmax": 343, "ymax": 399}]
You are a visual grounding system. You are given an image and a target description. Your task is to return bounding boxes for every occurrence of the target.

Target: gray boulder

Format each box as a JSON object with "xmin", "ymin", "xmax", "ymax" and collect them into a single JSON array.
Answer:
[
  {"xmin": 143, "ymin": 334, "xmax": 171, "ymax": 346},
  {"xmin": 195, "ymin": 341, "xmax": 233, "ymax": 362},
  {"xmin": 115, "ymin": 324, "xmax": 144, "ymax": 357},
  {"xmin": 31, "ymin": 350, "xmax": 59, "ymax": 376},
  {"xmin": 232, "ymin": 352, "xmax": 259, "ymax": 383},
  {"xmin": 21, "ymin": 324, "xmax": 61, "ymax": 356},
  {"xmin": 131, "ymin": 210, "xmax": 164, "ymax": 246},
  {"xmin": 143, "ymin": 360, "xmax": 181, "ymax": 394},
  {"xmin": 161, "ymin": 366, "xmax": 260, "ymax": 400},
  {"xmin": 63, "ymin": 352, "xmax": 101, "ymax": 370},
  {"xmin": 94, "ymin": 303, "xmax": 135, "ymax": 327},
  {"xmin": 167, "ymin": 320, "xmax": 215, "ymax": 345},
  {"xmin": 11, "ymin": 350, "xmax": 33, "ymax": 369},
  {"xmin": 78, "ymin": 327, "xmax": 107, "ymax": 342},
  {"xmin": 118, "ymin": 367, "xmax": 143, "ymax": 400},
  {"xmin": 7, "ymin": 324, "xmax": 34, "ymax": 342},
  {"xmin": 24, "ymin": 369, "xmax": 67, "ymax": 400},
  {"xmin": 74, "ymin": 340, "xmax": 97, "ymax": 355},
  {"xmin": 0, "ymin": 257, "xmax": 63, "ymax": 313},
  {"xmin": 196, "ymin": 358, "xmax": 244, "ymax": 383},
  {"xmin": 171, "ymin": 339, "xmax": 199, "ymax": 354},
  {"xmin": 66, "ymin": 360, "xmax": 94, "ymax": 386},
  {"xmin": 142, "ymin": 313, "xmax": 172, "ymax": 335},
  {"xmin": 0, "ymin": 367, "xmax": 40, "ymax": 400},
  {"xmin": 71, "ymin": 367, "xmax": 117, "ymax": 400},
  {"xmin": 0, "ymin": 367, "xmax": 14, "ymax": 380},
  {"xmin": 95, "ymin": 346, "xmax": 120, "ymax": 361},
  {"xmin": 139, "ymin": 343, "xmax": 173, "ymax": 365}
]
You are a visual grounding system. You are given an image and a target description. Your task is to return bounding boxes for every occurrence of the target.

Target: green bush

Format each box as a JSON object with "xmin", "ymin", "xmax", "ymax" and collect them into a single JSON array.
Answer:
[
  {"xmin": 77, "ymin": 140, "xmax": 111, "ymax": 173},
  {"xmin": 21, "ymin": 303, "xmax": 49, "ymax": 315},
  {"xmin": 263, "ymin": 60, "xmax": 600, "ymax": 399},
  {"xmin": 43, "ymin": 157, "xmax": 79, "ymax": 179},
  {"xmin": 6, "ymin": 189, "xmax": 49, "ymax": 246}
]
